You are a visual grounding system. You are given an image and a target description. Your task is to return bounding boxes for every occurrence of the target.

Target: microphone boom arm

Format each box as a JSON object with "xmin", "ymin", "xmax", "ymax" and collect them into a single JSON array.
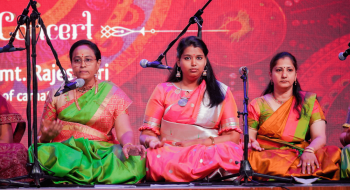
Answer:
[{"xmin": 153, "ymin": 0, "xmax": 212, "ymax": 64}]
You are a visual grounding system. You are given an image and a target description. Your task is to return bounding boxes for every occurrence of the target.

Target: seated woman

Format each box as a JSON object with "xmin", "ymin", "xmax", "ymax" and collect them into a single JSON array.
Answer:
[
  {"xmin": 248, "ymin": 52, "xmax": 340, "ymax": 180},
  {"xmin": 139, "ymin": 36, "xmax": 243, "ymax": 182},
  {"xmin": 0, "ymin": 94, "xmax": 27, "ymax": 179},
  {"xmin": 31, "ymin": 40, "xmax": 146, "ymax": 184},
  {"xmin": 340, "ymin": 105, "xmax": 350, "ymax": 178}
]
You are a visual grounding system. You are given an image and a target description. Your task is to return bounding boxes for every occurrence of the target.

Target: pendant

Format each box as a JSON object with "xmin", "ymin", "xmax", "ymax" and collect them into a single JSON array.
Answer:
[{"xmin": 178, "ymin": 98, "xmax": 188, "ymax": 107}]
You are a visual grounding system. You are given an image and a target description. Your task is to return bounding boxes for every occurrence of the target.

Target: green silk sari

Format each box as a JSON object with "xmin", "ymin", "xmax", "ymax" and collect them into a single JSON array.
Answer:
[{"xmin": 29, "ymin": 81, "xmax": 145, "ymax": 184}]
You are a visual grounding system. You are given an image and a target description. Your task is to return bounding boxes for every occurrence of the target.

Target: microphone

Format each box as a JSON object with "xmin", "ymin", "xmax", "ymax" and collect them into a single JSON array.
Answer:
[
  {"xmin": 140, "ymin": 59, "xmax": 172, "ymax": 70},
  {"xmin": 239, "ymin": 66, "xmax": 249, "ymax": 75},
  {"xmin": 54, "ymin": 78, "xmax": 85, "ymax": 97},
  {"xmin": 0, "ymin": 44, "xmax": 25, "ymax": 53},
  {"xmin": 339, "ymin": 48, "xmax": 350, "ymax": 61}
]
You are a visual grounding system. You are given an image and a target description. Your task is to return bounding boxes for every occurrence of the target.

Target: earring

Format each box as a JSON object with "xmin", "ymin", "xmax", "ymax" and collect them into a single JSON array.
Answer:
[
  {"xmin": 176, "ymin": 67, "xmax": 181, "ymax": 78},
  {"xmin": 270, "ymin": 80, "xmax": 273, "ymax": 85},
  {"xmin": 202, "ymin": 66, "xmax": 207, "ymax": 77},
  {"xmin": 295, "ymin": 80, "xmax": 297, "ymax": 85}
]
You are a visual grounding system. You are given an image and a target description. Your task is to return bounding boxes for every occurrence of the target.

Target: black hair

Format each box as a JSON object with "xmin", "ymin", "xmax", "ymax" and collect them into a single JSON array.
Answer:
[
  {"xmin": 166, "ymin": 36, "xmax": 224, "ymax": 107},
  {"xmin": 262, "ymin": 52, "xmax": 305, "ymax": 119},
  {"xmin": 69, "ymin": 40, "xmax": 101, "ymax": 62}
]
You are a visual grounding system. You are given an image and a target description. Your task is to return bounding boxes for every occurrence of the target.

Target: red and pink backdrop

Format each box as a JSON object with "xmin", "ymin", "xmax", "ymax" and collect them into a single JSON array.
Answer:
[{"xmin": 0, "ymin": 0, "xmax": 349, "ymax": 147}]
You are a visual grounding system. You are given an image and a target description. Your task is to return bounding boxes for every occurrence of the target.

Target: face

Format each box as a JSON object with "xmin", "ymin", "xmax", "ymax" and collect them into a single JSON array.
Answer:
[
  {"xmin": 71, "ymin": 45, "xmax": 101, "ymax": 81},
  {"xmin": 177, "ymin": 45, "xmax": 207, "ymax": 81},
  {"xmin": 269, "ymin": 57, "xmax": 297, "ymax": 90}
]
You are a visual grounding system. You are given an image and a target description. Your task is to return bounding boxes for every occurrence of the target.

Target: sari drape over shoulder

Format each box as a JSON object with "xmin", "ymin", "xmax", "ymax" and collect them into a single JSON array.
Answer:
[
  {"xmin": 30, "ymin": 81, "xmax": 145, "ymax": 184},
  {"xmin": 139, "ymin": 81, "xmax": 243, "ymax": 182},
  {"xmin": 0, "ymin": 95, "xmax": 28, "ymax": 179},
  {"xmin": 248, "ymin": 91, "xmax": 340, "ymax": 180}
]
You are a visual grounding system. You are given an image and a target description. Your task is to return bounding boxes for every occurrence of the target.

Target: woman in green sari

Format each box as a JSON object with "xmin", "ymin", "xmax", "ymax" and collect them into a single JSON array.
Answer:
[
  {"xmin": 340, "ymin": 105, "xmax": 350, "ymax": 178},
  {"xmin": 31, "ymin": 40, "xmax": 146, "ymax": 184}
]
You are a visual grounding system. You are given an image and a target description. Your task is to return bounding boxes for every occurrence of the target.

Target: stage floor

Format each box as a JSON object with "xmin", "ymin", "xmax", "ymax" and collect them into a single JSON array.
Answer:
[{"xmin": 4, "ymin": 181, "xmax": 350, "ymax": 190}]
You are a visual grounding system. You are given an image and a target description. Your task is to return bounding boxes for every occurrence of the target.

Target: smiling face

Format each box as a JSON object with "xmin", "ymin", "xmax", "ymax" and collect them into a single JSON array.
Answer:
[
  {"xmin": 269, "ymin": 57, "xmax": 297, "ymax": 90},
  {"xmin": 176, "ymin": 45, "xmax": 207, "ymax": 82},
  {"xmin": 71, "ymin": 45, "xmax": 101, "ymax": 82}
]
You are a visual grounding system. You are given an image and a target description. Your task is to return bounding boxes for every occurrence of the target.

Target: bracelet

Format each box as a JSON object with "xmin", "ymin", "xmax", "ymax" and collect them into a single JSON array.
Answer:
[
  {"xmin": 304, "ymin": 149, "xmax": 314, "ymax": 154},
  {"xmin": 209, "ymin": 136, "xmax": 215, "ymax": 145},
  {"xmin": 305, "ymin": 146, "xmax": 315, "ymax": 151},
  {"xmin": 123, "ymin": 142, "xmax": 133, "ymax": 147}
]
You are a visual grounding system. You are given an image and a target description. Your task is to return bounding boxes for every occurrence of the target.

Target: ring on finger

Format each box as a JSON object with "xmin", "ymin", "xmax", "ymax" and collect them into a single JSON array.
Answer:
[{"xmin": 307, "ymin": 163, "xmax": 311, "ymax": 166}]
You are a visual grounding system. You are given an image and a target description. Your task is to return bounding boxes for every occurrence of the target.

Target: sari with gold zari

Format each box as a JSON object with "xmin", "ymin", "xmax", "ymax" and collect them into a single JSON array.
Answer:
[
  {"xmin": 139, "ymin": 81, "xmax": 243, "ymax": 182},
  {"xmin": 248, "ymin": 91, "xmax": 340, "ymax": 180},
  {"xmin": 0, "ymin": 95, "xmax": 28, "ymax": 179},
  {"xmin": 29, "ymin": 81, "xmax": 145, "ymax": 184}
]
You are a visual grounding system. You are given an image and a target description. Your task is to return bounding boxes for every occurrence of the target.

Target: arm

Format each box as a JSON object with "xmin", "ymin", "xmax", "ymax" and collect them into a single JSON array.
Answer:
[
  {"xmin": 38, "ymin": 90, "xmax": 62, "ymax": 143},
  {"xmin": 115, "ymin": 112, "xmax": 146, "ymax": 159},
  {"xmin": 0, "ymin": 124, "xmax": 13, "ymax": 143},
  {"xmin": 308, "ymin": 120, "xmax": 326, "ymax": 151},
  {"xmin": 139, "ymin": 84, "xmax": 165, "ymax": 149},
  {"xmin": 340, "ymin": 128, "xmax": 350, "ymax": 146},
  {"xmin": 298, "ymin": 99, "xmax": 327, "ymax": 174},
  {"xmin": 340, "ymin": 106, "xmax": 350, "ymax": 146},
  {"xmin": 247, "ymin": 98, "xmax": 264, "ymax": 151}
]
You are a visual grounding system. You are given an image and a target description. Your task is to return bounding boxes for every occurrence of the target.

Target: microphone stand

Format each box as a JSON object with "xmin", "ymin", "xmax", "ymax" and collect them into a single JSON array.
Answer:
[
  {"xmin": 210, "ymin": 69, "xmax": 293, "ymax": 185},
  {"xmin": 0, "ymin": 0, "xmax": 67, "ymax": 187},
  {"xmin": 151, "ymin": 0, "xmax": 210, "ymax": 65}
]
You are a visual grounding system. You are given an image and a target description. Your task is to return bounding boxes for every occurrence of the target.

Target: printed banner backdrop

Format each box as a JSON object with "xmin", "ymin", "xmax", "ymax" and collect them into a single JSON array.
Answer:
[{"xmin": 0, "ymin": 0, "xmax": 349, "ymax": 147}]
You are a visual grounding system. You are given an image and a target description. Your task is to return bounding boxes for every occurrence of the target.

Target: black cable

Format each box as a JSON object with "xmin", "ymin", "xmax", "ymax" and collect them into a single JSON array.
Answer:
[{"xmin": 29, "ymin": 147, "xmax": 56, "ymax": 175}]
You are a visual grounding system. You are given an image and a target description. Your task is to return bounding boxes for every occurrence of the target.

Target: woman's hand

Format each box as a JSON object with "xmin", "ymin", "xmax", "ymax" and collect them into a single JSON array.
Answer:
[
  {"xmin": 174, "ymin": 139, "xmax": 201, "ymax": 147},
  {"xmin": 248, "ymin": 139, "xmax": 264, "ymax": 151},
  {"xmin": 148, "ymin": 138, "xmax": 166, "ymax": 149},
  {"xmin": 122, "ymin": 144, "xmax": 146, "ymax": 160},
  {"xmin": 40, "ymin": 119, "xmax": 63, "ymax": 142},
  {"xmin": 297, "ymin": 152, "xmax": 320, "ymax": 174}
]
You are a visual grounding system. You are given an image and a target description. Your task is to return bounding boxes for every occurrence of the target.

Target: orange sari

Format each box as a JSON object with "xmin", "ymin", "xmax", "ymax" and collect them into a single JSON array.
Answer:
[{"xmin": 248, "ymin": 92, "xmax": 340, "ymax": 180}]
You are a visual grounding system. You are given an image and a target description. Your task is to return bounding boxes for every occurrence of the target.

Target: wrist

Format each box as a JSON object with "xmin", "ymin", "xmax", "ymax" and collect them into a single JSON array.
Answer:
[
  {"xmin": 38, "ymin": 135, "xmax": 52, "ymax": 143},
  {"xmin": 123, "ymin": 142, "xmax": 133, "ymax": 147}
]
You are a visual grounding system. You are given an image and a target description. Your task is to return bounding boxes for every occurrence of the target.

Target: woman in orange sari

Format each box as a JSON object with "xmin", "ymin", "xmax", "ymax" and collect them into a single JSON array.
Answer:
[
  {"xmin": 139, "ymin": 36, "xmax": 243, "ymax": 182},
  {"xmin": 0, "ymin": 94, "xmax": 27, "ymax": 179},
  {"xmin": 248, "ymin": 52, "xmax": 340, "ymax": 180}
]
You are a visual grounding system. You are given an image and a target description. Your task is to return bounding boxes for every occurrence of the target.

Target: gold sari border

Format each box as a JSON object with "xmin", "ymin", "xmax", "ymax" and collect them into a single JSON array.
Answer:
[{"xmin": 62, "ymin": 121, "xmax": 109, "ymax": 140}]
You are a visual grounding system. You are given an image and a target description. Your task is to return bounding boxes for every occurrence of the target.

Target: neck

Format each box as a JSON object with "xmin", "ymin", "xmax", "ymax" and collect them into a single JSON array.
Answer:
[
  {"xmin": 83, "ymin": 77, "xmax": 96, "ymax": 88},
  {"xmin": 181, "ymin": 77, "xmax": 199, "ymax": 90},
  {"xmin": 273, "ymin": 86, "xmax": 293, "ymax": 101}
]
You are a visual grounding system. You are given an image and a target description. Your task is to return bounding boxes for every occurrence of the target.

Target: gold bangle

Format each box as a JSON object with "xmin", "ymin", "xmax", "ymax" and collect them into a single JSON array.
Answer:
[
  {"xmin": 304, "ymin": 149, "xmax": 314, "ymax": 154},
  {"xmin": 123, "ymin": 142, "xmax": 133, "ymax": 147},
  {"xmin": 305, "ymin": 146, "xmax": 315, "ymax": 151},
  {"xmin": 209, "ymin": 136, "xmax": 215, "ymax": 145}
]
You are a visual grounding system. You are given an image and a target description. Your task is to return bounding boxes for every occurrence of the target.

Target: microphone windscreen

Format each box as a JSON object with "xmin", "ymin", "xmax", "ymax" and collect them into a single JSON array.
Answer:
[
  {"xmin": 339, "ymin": 52, "xmax": 346, "ymax": 61},
  {"xmin": 140, "ymin": 59, "xmax": 148, "ymax": 68},
  {"xmin": 75, "ymin": 78, "xmax": 85, "ymax": 87}
]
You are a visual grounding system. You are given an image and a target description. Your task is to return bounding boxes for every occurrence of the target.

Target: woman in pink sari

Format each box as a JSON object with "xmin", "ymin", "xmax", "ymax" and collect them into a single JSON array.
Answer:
[
  {"xmin": 0, "ymin": 94, "xmax": 27, "ymax": 179},
  {"xmin": 139, "ymin": 36, "xmax": 243, "ymax": 182}
]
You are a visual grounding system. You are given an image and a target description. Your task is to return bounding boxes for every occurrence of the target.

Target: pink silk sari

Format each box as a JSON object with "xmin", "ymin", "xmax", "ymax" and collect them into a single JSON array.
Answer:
[
  {"xmin": 0, "ymin": 95, "xmax": 28, "ymax": 179},
  {"xmin": 139, "ymin": 81, "xmax": 243, "ymax": 182}
]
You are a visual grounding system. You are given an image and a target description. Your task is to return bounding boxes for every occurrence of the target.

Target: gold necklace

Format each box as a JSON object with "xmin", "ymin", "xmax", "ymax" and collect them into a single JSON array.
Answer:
[
  {"xmin": 77, "ymin": 85, "xmax": 93, "ymax": 93},
  {"xmin": 272, "ymin": 93, "xmax": 284, "ymax": 104}
]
